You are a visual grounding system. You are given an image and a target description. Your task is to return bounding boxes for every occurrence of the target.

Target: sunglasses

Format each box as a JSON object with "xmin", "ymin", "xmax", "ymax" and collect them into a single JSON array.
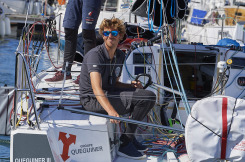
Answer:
[{"xmin": 103, "ymin": 31, "xmax": 119, "ymax": 37}]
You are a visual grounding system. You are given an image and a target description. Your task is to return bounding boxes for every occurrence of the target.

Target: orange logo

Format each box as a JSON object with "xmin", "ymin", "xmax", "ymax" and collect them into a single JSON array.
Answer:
[{"xmin": 58, "ymin": 132, "xmax": 76, "ymax": 161}]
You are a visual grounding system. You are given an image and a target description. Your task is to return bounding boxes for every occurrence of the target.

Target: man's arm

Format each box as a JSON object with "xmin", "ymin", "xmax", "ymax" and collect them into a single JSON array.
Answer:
[
  {"xmin": 115, "ymin": 77, "xmax": 143, "ymax": 89},
  {"xmin": 90, "ymin": 71, "xmax": 119, "ymax": 123}
]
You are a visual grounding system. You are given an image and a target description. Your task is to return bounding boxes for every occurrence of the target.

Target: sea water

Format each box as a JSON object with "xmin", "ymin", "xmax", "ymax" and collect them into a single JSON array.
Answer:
[{"xmin": 0, "ymin": 37, "xmax": 60, "ymax": 161}]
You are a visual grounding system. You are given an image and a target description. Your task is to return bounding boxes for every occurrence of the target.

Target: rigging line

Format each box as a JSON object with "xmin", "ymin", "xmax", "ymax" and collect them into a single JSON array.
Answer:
[
  {"xmin": 148, "ymin": 0, "xmax": 163, "ymax": 33},
  {"xmin": 33, "ymin": 30, "xmax": 48, "ymax": 73},
  {"xmin": 224, "ymin": 49, "xmax": 231, "ymax": 61},
  {"xmin": 35, "ymin": 88, "xmax": 80, "ymax": 92},
  {"xmin": 72, "ymin": 62, "xmax": 217, "ymax": 66},
  {"xmin": 23, "ymin": 0, "xmax": 31, "ymax": 28},
  {"xmin": 209, "ymin": 68, "xmax": 229, "ymax": 96},
  {"xmin": 25, "ymin": 21, "xmax": 60, "ymax": 70},
  {"xmin": 21, "ymin": 23, "xmax": 49, "ymax": 92},
  {"xmin": 39, "ymin": 103, "xmax": 82, "ymax": 107},
  {"xmin": 170, "ymin": 0, "xmax": 176, "ymax": 18},
  {"xmin": 229, "ymin": 97, "xmax": 239, "ymax": 135},
  {"xmin": 162, "ymin": 43, "xmax": 185, "ymax": 128},
  {"xmin": 36, "ymin": 92, "xmax": 80, "ymax": 96},
  {"xmin": 236, "ymin": 86, "xmax": 245, "ymax": 99},
  {"xmin": 16, "ymin": 91, "xmax": 24, "ymax": 127},
  {"xmin": 163, "ymin": 0, "xmax": 175, "ymax": 27},
  {"xmin": 26, "ymin": 104, "xmax": 33, "ymax": 125},
  {"xmin": 161, "ymin": 31, "xmax": 181, "ymax": 99},
  {"xmin": 61, "ymin": 107, "xmax": 184, "ymax": 132},
  {"xmin": 160, "ymin": 34, "xmax": 185, "ymax": 129},
  {"xmin": 35, "ymin": 85, "xmax": 77, "ymax": 91},
  {"xmin": 228, "ymin": 50, "xmax": 240, "ymax": 59},
  {"xmin": 40, "ymin": 106, "xmax": 58, "ymax": 120},
  {"xmin": 149, "ymin": 46, "xmax": 161, "ymax": 84},
  {"xmin": 135, "ymin": 47, "xmax": 161, "ymax": 83},
  {"xmin": 149, "ymin": 108, "xmax": 164, "ymax": 125},
  {"xmin": 148, "ymin": 118, "xmax": 167, "ymax": 135},
  {"xmin": 167, "ymin": 35, "xmax": 191, "ymax": 114},
  {"xmin": 38, "ymin": 100, "xmax": 81, "ymax": 105},
  {"xmin": 164, "ymin": 39, "xmax": 182, "ymax": 96},
  {"xmin": 124, "ymin": 52, "xmax": 135, "ymax": 80},
  {"xmin": 80, "ymin": 95, "xmax": 158, "ymax": 102},
  {"xmin": 177, "ymin": 19, "xmax": 182, "ymax": 44},
  {"xmin": 217, "ymin": 63, "xmax": 245, "ymax": 69},
  {"xmin": 41, "ymin": 22, "xmax": 61, "ymax": 69},
  {"xmin": 118, "ymin": 1, "xmax": 134, "ymax": 19},
  {"xmin": 27, "ymin": 28, "xmax": 41, "ymax": 92},
  {"xmin": 211, "ymin": 74, "xmax": 226, "ymax": 95},
  {"xmin": 83, "ymin": 94, "xmax": 178, "ymax": 101},
  {"xmin": 26, "ymin": 23, "xmax": 37, "ymax": 54},
  {"xmin": 186, "ymin": 33, "xmax": 228, "ymax": 41},
  {"xmin": 81, "ymin": 93, "xmax": 159, "ymax": 99},
  {"xmin": 44, "ymin": 120, "xmax": 174, "ymax": 137},
  {"xmin": 190, "ymin": 114, "xmax": 221, "ymax": 138},
  {"xmin": 21, "ymin": 51, "xmax": 37, "ymax": 92},
  {"xmin": 37, "ymin": 97, "xmax": 80, "ymax": 102},
  {"xmin": 208, "ymin": 80, "xmax": 229, "ymax": 97},
  {"xmin": 44, "ymin": 114, "xmax": 174, "ymax": 138},
  {"xmin": 225, "ymin": 67, "xmax": 245, "ymax": 89},
  {"xmin": 191, "ymin": 97, "xmax": 238, "ymax": 140},
  {"xmin": 42, "ymin": 104, "xmax": 81, "ymax": 108},
  {"xmin": 162, "ymin": 33, "xmax": 180, "ymax": 86}
]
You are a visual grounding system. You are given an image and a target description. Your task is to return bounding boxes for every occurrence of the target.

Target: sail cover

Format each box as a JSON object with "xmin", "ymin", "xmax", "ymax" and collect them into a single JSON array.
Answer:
[{"xmin": 186, "ymin": 96, "xmax": 245, "ymax": 161}]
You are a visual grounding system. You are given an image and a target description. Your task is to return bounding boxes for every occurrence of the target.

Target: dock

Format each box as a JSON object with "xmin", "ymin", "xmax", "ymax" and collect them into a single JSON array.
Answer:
[
  {"xmin": 6, "ymin": 13, "xmax": 51, "ymax": 24},
  {"xmin": 4, "ymin": 13, "xmax": 56, "ymax": 38}
]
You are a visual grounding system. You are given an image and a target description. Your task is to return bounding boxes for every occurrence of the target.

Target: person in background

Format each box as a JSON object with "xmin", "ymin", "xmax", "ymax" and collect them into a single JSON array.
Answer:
[
  {"xmin": 79, "ymin": 17, "xmax": 156, "ymax": 159},
  {"xmin": 45, "ymin": 0, "xmax": 102, "ymax": 82}
]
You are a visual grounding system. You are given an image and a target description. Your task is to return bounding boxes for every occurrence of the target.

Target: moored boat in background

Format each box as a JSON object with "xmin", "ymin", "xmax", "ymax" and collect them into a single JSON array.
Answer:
[{"xmin": 182, "ymin": 0, "xmax": 245, "ymax": 45}]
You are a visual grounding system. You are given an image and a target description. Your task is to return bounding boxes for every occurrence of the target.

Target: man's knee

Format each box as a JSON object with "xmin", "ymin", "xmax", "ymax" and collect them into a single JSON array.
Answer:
[
  {"xmin": 139, "ymin": 89, "xmax": 156, "ymax": 101},
  {"xmin": 65, "ymin": 28, "xmax": 78, "ymax": 41},
  {"xmin": 144, "ymin": 90, "xmax": 156, "ymax": 106},
  {"xmin": 135, "ymin": 89, "xmax": 156, "ymax": 107},
  {"xmin": 82, "ymin": 29, "xmax": 96, "ymax": 41},
  {"xmin": 82, "ymin": 29, "xmax": 96, "ymax": 54}
]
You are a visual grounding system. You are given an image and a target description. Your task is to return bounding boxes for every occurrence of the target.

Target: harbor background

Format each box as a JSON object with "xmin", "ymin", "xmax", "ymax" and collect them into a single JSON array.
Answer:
[{"xmin": 0, "ymin": 26, "xmax": 59, "ymax": 161}]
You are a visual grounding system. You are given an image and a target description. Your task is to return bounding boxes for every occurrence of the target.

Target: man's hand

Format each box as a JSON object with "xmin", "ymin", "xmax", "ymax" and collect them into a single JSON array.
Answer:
[
  {"xmin": 108, "ymin": 110, "xmax": 120, "ymax": 124},
  {"xmin": 91, "ymin": 72, "xmax": 120, "ymax": 124},
  {"xmin": 131, "ymin": 80, "xmax": 143, "ymax": 89}
]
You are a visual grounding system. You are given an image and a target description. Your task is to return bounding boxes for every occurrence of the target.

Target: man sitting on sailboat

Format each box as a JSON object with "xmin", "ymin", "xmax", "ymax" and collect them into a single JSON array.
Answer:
[{"xmin": 79, "ymin": 17, "xmax": 156, "ymax": 159}]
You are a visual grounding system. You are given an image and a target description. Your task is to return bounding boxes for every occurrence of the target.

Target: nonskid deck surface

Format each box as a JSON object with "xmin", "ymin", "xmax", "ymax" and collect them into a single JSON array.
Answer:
[
  {"xmin": 31, "ymin": 63, "xmax": 88, "ymax": 121},
  {"xmin": 35, "ymin": 64, "xmax": 81, "ymax": 101}
]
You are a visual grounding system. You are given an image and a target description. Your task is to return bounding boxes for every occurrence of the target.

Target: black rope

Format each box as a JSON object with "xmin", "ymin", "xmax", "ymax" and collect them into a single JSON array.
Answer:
[{"xmin": 190, "ymin": 96, "xmax": 238, "ymax": 139}]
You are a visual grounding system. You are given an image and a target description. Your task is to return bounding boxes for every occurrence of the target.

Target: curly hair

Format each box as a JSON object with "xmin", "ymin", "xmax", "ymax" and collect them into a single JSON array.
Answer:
[{"xmin": 99, "ymin": 17, "xmax": 126, "ymax": 37}]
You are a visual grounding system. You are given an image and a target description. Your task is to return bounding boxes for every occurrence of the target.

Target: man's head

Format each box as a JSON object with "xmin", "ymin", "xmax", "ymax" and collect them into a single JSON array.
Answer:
[
  {"xmin": 99, "ymin": 17, "xmax": 126, "ymax": 49},
  {"xmin": 99, "ymin": 17, "xmax": 126, "ymax": 38}
]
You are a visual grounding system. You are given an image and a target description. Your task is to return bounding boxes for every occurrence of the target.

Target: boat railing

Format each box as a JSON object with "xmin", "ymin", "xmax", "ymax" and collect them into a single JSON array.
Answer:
[
  {"xmin": 60, "ymin": 107, "xmax": 185, "ymax": 133},
  {"xmin": 13, "ymin": 52, "xmax": 40, "ymax": 130},
  {"xmin": 57, "ymin": 13, "xmax": 61, "ymax": 64}
]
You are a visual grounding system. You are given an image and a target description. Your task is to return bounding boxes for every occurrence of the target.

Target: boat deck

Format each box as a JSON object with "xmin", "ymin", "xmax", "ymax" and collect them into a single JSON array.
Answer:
[{"xmin": 11, "ymin": 62, "xmax": 181, "ymax": 161}]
